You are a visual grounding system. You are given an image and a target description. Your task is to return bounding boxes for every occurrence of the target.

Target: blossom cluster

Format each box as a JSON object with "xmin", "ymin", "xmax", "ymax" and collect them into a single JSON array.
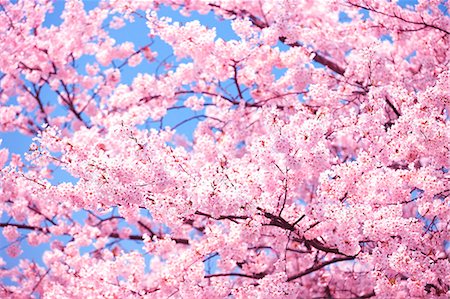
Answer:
[{"xmin": 0, "ymin": 0, "xmax": 449, "ymax": 298}]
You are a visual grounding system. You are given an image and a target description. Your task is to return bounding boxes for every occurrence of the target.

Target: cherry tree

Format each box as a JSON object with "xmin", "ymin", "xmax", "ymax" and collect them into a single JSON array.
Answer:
[{"xmin": 0, "ymin": 0, "xmax": 449, "ymax": 297}]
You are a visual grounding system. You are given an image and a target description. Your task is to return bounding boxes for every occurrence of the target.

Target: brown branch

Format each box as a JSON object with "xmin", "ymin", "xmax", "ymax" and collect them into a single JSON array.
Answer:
[
  {"xmin": 115, "ymin": 42, "xmax": 154, "ymax": 69},
  {"xmin": 21, "ymin": 83, "xmax": 50, "ymax": 126},
  {"xmin": 194, "ymin": 211, "xmax": 249, "ymax": 221},
  {"xmin": 0, "ymin": 222, "xmax": 189, "ymax": 244},
  {"xmin": 27, "ymin": 205, "xmax": 57, "ymax": 226},
  {"xmin": 232, "ymin": 63, "xmax": 244, "ymax": 99},
  {"xmin": 278, "ymin": 174, "xmax": 288, "ymax": 216},
  {"xmin": 59, "ymin": 80, "xmax": 89, "ymax": 127},
  {"xmin": 385, "ymin": 97, "xmax": 401, "ymax": 118},
  {"xmin": 287, "ymin": 256, "xmax": 355, "ymax": 281},
  {"xmin": 312, "ymin": 51, "xmax": 346, "ymax": 75},
  {"xmin": 207, "ymin": 3, "xmax": 347, "ymax": 76},
  {"xmin": 257, "ymin": 208, "xmax": 295, "ymax": 231},
  {"xmin": 305, "ymin": 238, "xmax": 344, "ymax": 255},
  {"xmin": 205, "ymin": 272, "xmax": 265, "ymax": 279},
  {"xmin": 171, "ymin": 115, "xmax": 224, "ymax": 130},
  {"xmin": 0, "ymin": 223, "xmax": 45, "ymax": 232},
  {"xmin": 110, "ymin": 232, "xmax": 189, "ymax": 244},
  {"xmin": 30, "ymin": 268, "xmax": 50, "ymax": 295},
  {"xmin": 348, "ymin": 1, "xmax": 450, "ymax": 35}
]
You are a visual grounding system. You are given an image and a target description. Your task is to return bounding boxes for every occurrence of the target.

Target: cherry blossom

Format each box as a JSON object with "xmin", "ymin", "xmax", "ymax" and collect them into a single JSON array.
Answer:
[{"xmin": 0, "ymin": 0, "xmax": 449, "ymax": 298}]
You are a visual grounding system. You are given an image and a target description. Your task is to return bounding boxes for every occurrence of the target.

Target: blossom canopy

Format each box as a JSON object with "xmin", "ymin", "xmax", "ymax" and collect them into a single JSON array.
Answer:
[{"xmin": 0, "ymin": 0, "xmax": 449, "ymax": 298}]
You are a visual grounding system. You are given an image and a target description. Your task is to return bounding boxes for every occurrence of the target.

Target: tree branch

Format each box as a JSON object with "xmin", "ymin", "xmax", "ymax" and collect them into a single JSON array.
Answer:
[
  {"xmin": 205, "ymin": 272, "xmax": 265, "ymax": 279},
  {"xmin": 207, "ymin": 3, "xmax": 347, "ymax": 76},
  {"xmin": 287, "ymin": 256, "xmax": 355, "ymax": 281}
]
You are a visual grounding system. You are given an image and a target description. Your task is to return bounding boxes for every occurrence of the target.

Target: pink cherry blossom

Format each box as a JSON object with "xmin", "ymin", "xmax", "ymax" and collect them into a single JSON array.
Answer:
[
  {"xmin": 0, "ymin": 0, "xmax": 449, "ymax": 298},
  {"xmin": 6, "ymin": 244, "xmax": 22, "ymax": 258},
  {"xmin": 2, "ymin": 225, "xmax": 20, "ymax": 242}
]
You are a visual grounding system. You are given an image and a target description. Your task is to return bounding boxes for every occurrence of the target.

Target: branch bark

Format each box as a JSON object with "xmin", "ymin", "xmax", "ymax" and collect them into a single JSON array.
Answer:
[{"xmin": 287, "ymin": 256, "xmax": 355, "ymax": 282}]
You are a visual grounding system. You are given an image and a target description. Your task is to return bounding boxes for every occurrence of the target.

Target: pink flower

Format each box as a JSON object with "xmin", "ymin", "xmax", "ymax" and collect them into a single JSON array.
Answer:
[
  {"xmin": 6, "ymin": 244, "xmax": 22, "ymax": 258},
  {"xmin": 2, "ymin": 225, "xmax": 20, "ymax": 241},
  {"xmin": 0, "ymin": 148, "xmax": 8, "ymax": 169},
  {"xmin": 109, "ymin": 16, "xmax": 125, "ymax": 29}
]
